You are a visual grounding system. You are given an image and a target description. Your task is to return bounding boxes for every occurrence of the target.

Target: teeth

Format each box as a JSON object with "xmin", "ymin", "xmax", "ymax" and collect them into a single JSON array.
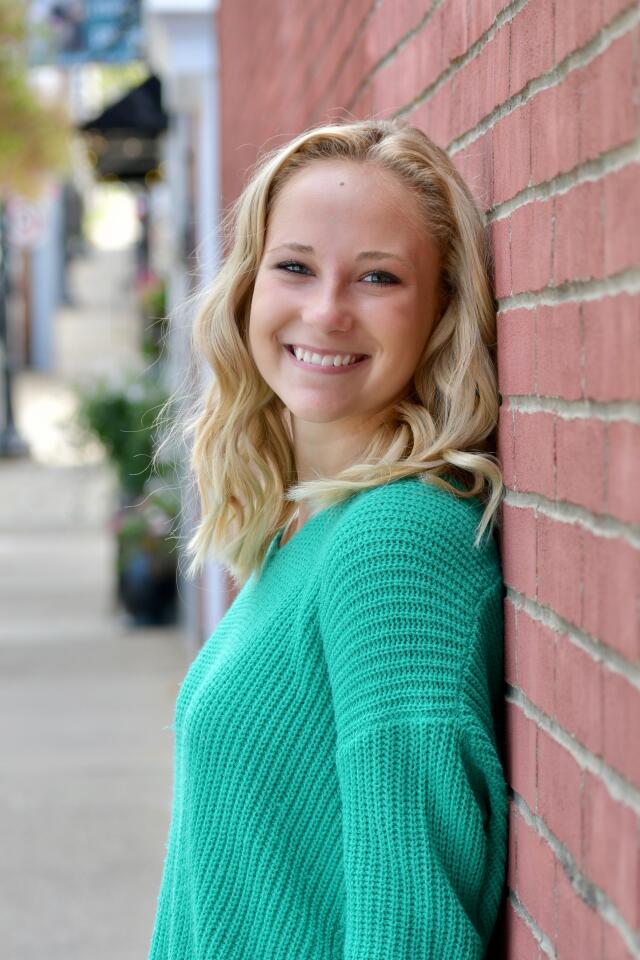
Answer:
[{"xmin": 292, "ymin": 345, "xmax": 358, "ymax": 366}]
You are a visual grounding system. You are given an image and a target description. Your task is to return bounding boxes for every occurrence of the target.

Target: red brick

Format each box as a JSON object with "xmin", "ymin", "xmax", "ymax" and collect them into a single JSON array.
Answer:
[
  {"xmin": 582, "ymin": 771, "xmax": 640, "ymax": 929},
  {"xmin": 496, "ymin": 307, "xmax": 536, "ymax": 396},
  {"xmin": 503, "ymin": 898, "xmax": 540, "ymax": 959},
  {"xmin": 538, "ymin": 730, "xmax": 582, "ymax": 863},
  {"xmin": 517, "ymin": 611, "xmax": 556, "ymax": 717},
  {"xmin": 535, "ymin": 302, "xmax": 582, "ymax": 400},
  {"xmin": 604, "ymin": 164, "xmax": 640, "ymax": 276},
  {"xmin": 537, "ymin": 515, "xmax": 583, "ymax": 627},
  {"xmin": 451, "ymin": 128, "xmax": 494, "ymax": 210},
  {"xmin": 366, "ymin": 0, "xmax": 424, "ymax": 63},
  {"xmin": 554, "ymin": 180, "xmax": 605, "ymax": 284},
  {"xmin": 475, "ymin": 20, "xmax": 511, "ymax": 121},
  {"xmin": 606, "ymin": 421, "xmax": 640, "ymax": 524},
  {"xmin": 555, "ymin": 417, "xmax": 606, "ymax": 513},
  {"xmin": 511, "ymin": 199, "xmax": 553, "ymax": 293},
  {"xmin": 602, "ymin": 0, "xmax": 636, "ymax": 25},
  {"xmin": 579, "ymin": 32, "xmax": 637, "ymax": 163},
  {"xmin": 514, "ymin": 411, "xmax": 555, "ymax": 498},
  {"xmin": 498, "ymin": 403, "xmax": 516, "ymax": 487},
  {"xmin": 554, "ymin": 864, "xmax": 604, "ymax": 960},
  {"xmin": 441, "ymin": 0, "xmax": 470, "ymax": 63},
  {"xmin": 501, "ymin": 505, "xmax": 537, "ymax": 599},
  {"xmin": 504, "ymin": 597, "xmax": 518, "ymax": 685},
  {"xmin": 509, "ymin": 0, "xmax": 555, "ymax": 95},
  {"xmin": 355, "ymin": 83, "xmax": 375, "ymax": 120},
  {"xmin": 454, "ymin": 43, "xmax": 486, "ymax": 137},
  {"xmin": 315, "ymin": 9, "xmax": 370, "ymax": 109},
  {"xmin": 414, "ymin": 12, "xmax": 446, "ymax": 90},
  {"xmin": 582, "ymin": 532, "xmax": 640, "ymax": 659},
  {"xmin": 468, "ymin": 0, "xmax": 496, "ymax": 48},
  {"xmin": 493, "ymin": 102, "xmax": 531, "ymax": 203},
  {"xmin": 603, "ymin": 923, "xmax": 636, "ymax": 960},
  {"xmin": 555, "ymin": 634, "xmax": 603, "ymax": 756},
  {"xmin": 508, "ymin": 799, "xmax": 519, "ymax": 890},
  {"xmin": 490, "ymin": 216, "xmax": 511, "ymax": 298},
  {"xmin": 530, "ymin": 72, "xmax": 581, "ymax": 183},
  {"xmin": 554, "ymin": 0, "xmax": 604, "ymax": 63},
  {"xmin": 583, "ymin": 293, "xmax": 640, "ymax": 402},
  {"xmin": 371, "ymin": 32, "xmax": 427, "ymax": 114},
  {"xmin": 505, "ymin": 700, "xmax": 537, "ymax": 808},
  {"xmin": 603, "ymin": 669, "xmax": 640, "ymax": 790},
  {"xmin": 517, "ymin": 816, "xmax": 556, "ymax": 934},
  {"xmin": 415, "ymin": 82, "xmax": 453, "ymax": 146}
]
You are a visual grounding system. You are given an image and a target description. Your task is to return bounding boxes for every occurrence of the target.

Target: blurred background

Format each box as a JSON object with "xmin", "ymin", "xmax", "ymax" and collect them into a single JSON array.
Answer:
[
  {"xmin": 1, "ymin": 1, "xmax": 638, "ymax": 959},
  {"xmin": 1, "ymin": 2, "xmax": 218, "ymax": 957}
]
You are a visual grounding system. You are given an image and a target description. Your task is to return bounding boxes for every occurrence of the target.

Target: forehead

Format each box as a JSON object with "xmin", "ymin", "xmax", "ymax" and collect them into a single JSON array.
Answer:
[{"xmin": 267, "ymin": 159, "xmax": 427, "ymax": 239}]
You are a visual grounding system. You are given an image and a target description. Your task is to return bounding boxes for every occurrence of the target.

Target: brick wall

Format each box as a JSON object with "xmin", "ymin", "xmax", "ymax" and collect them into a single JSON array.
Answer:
[{"xmin": 218, "ymin": 2, "xmax": 640, "ymax": 956}]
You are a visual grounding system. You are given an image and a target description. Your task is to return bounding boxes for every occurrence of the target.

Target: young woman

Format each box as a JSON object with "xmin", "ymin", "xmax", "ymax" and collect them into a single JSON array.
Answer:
[{"xmin": 149, "ymin": 118, "xmax": 508, "ymax": 960}]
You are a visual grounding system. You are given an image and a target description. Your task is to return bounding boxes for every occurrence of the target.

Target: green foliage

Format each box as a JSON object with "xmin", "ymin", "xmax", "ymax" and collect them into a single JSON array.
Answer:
[
  {"xmin": 0, "ymin": 3, "xmax": 71, "ymax": 197},
  {"xmin": 74, "ymin": 372, "xmax": 171, "ymax": 498},
  {"xmin": 138, "ymin": 275, "xmax": 168, "ymax": 363}
]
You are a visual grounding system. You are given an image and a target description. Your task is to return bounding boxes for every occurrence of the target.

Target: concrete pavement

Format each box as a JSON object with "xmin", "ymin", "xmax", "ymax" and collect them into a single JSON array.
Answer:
[{"xmin": 0, "ymin": 243, "xmax": 190, "ymax": 959}]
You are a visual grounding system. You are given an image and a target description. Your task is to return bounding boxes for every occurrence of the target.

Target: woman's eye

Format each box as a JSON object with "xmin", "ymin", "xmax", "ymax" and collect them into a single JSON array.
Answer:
[
  {"xmin": 274, "ymin": 261, "xmax": 398, "ymax": 286},
  {"xmin": 362, "ymin": 271, "xmax": 399, "ymax": 286},
  {"xmin": 276, "ymin": 260, "xmax": 310, "ymax": 275}
]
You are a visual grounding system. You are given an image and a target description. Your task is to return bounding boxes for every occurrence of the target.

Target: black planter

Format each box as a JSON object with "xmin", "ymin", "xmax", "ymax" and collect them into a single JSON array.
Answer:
[{"xmin": 118, "ymin": 549, "xmax": 177, "ymax": 626}]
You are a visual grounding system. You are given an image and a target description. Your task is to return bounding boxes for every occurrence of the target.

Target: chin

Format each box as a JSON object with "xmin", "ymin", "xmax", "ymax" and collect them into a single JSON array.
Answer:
[{"xmin": 283, "ymin": 398, "xmax": 359, "ymax": 424}]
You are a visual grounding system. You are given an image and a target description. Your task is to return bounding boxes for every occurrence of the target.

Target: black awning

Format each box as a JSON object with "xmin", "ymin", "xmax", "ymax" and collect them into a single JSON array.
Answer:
[
  {"xmin": 80, "ymin": 74, "xmax": 168, "ymax": 136},
  {"xmin": 79, "ymin": 74, "xmax": 168, "ymax": 182}
]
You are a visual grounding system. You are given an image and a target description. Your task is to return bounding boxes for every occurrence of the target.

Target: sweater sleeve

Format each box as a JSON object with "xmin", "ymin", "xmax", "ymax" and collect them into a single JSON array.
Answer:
[{"xmin": 319, "ymin": 480, "xmax": 508, "ymax": 959}]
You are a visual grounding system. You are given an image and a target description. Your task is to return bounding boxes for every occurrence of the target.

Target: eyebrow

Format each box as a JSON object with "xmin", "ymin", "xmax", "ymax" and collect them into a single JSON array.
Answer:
[{"xmin": 267, "ymin": 242, "xmax": 413, "ymax": 268}]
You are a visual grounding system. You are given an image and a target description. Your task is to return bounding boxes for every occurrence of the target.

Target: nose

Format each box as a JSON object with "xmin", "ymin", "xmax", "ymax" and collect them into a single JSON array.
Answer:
[{"xmin": 302, "ymin": 279, "xmax": 353, "ymax": 333}]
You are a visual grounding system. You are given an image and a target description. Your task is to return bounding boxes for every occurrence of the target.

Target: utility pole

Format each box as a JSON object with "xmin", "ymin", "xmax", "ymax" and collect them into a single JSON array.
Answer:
[{"xmin": 0, "ymin": 199, "xmax": 29, "ymax": 457}]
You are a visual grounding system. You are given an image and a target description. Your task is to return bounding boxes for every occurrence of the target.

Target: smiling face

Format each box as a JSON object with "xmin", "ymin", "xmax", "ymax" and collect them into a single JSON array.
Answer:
[{"xmin": 248, "ymin": 159, "xmax": 441, "ymax": 437}]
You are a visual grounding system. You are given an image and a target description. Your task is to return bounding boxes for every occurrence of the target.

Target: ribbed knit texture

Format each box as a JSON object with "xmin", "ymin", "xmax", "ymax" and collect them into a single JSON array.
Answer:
[{"xmin": 148, "ymin": 474, "xmax": 508, "ymax": 960}]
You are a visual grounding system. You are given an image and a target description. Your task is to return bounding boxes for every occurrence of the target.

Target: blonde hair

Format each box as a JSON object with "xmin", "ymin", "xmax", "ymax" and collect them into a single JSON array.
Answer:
[{"xmin": 158, "ymin": 117, "xmax": 504, "ymax": 588}]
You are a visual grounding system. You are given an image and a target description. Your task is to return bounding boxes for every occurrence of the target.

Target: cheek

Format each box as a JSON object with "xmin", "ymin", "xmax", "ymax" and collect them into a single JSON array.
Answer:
[
  {"xmin": 378, "ymin": 308, "xmax": 425, "ymax": 355},
  {"xmin": 247, "ymin": 282, "xmax": 273, "ymax": 351},
  {"xmin": 377, "ymin": 313, "xmax": 431, "ymax": 384},
  {"xmin": 249, "ymin": 275, "xmax": 288, "ymax": 337}
]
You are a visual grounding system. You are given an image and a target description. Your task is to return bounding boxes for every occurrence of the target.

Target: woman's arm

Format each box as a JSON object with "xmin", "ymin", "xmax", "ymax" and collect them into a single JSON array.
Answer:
[{"xmin": 319, "ymin": 479, "xmax": 508, "ymax": 959}]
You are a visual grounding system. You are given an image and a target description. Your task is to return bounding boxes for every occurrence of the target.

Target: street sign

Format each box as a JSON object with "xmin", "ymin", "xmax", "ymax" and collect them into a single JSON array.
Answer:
[
  {"xmin": 28, "ymin": 0, "xmax": 143, "ymax": 66},
  {"xmin": 5, "ymin": 190, "xmax": 56, "ymax": 249}
]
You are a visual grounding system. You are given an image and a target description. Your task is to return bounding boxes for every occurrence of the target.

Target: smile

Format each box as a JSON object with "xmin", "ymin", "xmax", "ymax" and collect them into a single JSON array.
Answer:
[{"xmin": 283, "ymin": 343, "xmax": 370, "ymax": 374}]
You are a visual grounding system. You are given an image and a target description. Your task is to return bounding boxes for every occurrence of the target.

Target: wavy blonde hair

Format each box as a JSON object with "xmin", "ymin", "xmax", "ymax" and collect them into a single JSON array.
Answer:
[{"xmin": 158, "ymin": 117, "xmax": 504, "ymax": 588}]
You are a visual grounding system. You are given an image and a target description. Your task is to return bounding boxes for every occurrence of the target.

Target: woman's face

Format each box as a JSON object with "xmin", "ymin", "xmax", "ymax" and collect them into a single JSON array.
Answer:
[{"xmin": 248, "ymin": 159, "xmax": 441, "ymax": 429}]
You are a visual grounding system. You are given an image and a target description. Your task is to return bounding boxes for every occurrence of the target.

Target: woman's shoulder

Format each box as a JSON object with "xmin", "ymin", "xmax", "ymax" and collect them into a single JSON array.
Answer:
[
  {"xmin": 332, "ymin": 472, "xmax": 486, "ymax": 542},
  {"xmin": 323, "ymin": 472, "xmax": 501, "ymax": 594}
]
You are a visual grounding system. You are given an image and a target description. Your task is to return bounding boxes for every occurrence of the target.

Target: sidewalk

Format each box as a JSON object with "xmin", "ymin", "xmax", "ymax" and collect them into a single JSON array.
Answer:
[{"xmin": 0, "ymin": 244, "xmax": 190, "ymax": 960}]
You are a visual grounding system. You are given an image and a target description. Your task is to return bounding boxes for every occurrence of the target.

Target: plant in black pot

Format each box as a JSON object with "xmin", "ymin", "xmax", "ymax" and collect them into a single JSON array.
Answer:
[
  {"xmin": 111, "ymin": 485, "xmax": 180, "ymax": 626},
  {"xmin": 73, "ymin": 371, "xmax": 181, "ymax": 625}
]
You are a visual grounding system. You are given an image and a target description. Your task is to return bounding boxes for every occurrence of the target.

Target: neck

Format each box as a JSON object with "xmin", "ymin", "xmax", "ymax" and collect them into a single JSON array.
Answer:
[{"xmin": 291, "ymin": 414, "xmax": 383, "ymax": 486}]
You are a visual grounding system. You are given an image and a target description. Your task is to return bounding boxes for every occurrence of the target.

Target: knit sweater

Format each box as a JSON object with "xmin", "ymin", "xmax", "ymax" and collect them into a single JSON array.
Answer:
[{"xmin": 148, "ymin": 474, "xmax": 508, "ymax": 960}]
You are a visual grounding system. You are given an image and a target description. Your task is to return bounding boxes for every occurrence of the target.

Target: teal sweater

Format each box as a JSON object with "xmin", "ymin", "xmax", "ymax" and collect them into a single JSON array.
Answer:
[{"xmin": 148, "ymin": 474, "xmax": 508, "ymax": 959}]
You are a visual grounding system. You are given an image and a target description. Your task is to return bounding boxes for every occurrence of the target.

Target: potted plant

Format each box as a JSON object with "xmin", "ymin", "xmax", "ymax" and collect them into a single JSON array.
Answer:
[
  {"xmin": 111, "ymin": 485, "xmax": 180, "ymax": 626},
  {"xmin": 73, "ymin": 371, "xmax": 181, "ymax": 624}
]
